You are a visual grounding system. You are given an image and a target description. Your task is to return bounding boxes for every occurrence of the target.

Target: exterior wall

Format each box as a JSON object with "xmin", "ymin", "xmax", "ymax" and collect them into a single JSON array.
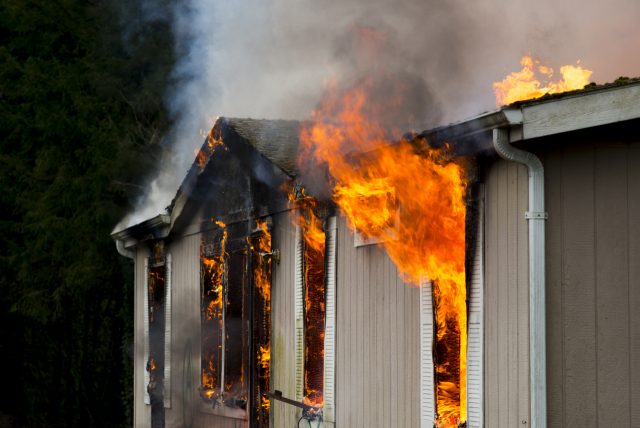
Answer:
[
  {"xmin": 543, "ymin": 141, "xmax": 640, "ymax": 427},
  {"xmin": 271, "ymin": 210, "xmax": 299, "ymax": 427},
  {"xmin": 134, "ymin": 231, "xmax": 248, "ymax": 428},
  {"xmin": 484, "ymin": 159, "xmax": 531, "ymax": 427},
  {"xmin": 484, "ymin": 141, "xmax": 640, "ymax": 427},
  {"xmin": 334, "ymin": 215, "xmax": 421, "ymax": 428}
]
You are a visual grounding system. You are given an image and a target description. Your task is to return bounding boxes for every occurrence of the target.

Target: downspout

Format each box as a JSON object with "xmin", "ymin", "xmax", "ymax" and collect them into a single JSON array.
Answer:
[
  {"xmin": 116, "ymin": 239, "xmax": 135, "ymax": 259},
  {"xmin": 492, "ymin": 128, "xmax": 546, "ymax": 428}
]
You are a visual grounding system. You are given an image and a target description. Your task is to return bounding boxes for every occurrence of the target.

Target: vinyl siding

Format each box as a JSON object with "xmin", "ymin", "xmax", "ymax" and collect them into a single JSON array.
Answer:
[
  {"xmin": 334, "ymin": 216, "xmax": 420, "ymax": 428},
  {"xmin": 484, "ymin": 159, "xmax": 530, "ymax": 427},
  {"xmin": 543, "ymin": 142, "xmax": 640, "ymax": 427},
  {"xmin": 484, "ymin": 141, "xmax": 640, "ymax": 427}
]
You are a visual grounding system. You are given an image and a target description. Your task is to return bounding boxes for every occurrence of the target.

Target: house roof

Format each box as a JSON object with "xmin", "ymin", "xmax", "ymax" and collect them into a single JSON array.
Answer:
[
  {"xmin": 112, "ymin": 78, "xmax": 640, "ymax": 243},
  {"xmin": 226, "ymin": 118, "xmax": 300, "ymax": 174}
]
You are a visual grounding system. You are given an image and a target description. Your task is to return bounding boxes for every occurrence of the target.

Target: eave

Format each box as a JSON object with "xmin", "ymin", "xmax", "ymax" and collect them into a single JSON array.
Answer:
[{"xmin": 110, "ymin": 214, "xmax": 171, "ymax": 248}]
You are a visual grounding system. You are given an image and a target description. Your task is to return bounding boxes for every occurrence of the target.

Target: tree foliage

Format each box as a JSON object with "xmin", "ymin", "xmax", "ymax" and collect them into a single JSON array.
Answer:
[{"xmin": 0, "ymin": 0, "xmax": 175, "ymax": 425}]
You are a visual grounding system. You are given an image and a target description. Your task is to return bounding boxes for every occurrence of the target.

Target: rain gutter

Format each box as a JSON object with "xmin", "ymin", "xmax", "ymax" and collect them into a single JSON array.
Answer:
[{"xmin": 111, "ymin": 214, "xmax": 171, "ymax": 259}]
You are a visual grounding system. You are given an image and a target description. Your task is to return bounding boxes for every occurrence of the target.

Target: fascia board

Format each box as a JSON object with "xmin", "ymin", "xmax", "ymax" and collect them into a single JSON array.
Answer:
[
  {"xmin": 110, "ymin": 214, "xmax": 171, "ymax": 241},
  {"xmin": 519, "ymin": 81, "xmax": 640, "ymax": 140},
  {"xmin": 421, "ymin": 107, "xmax": 522, "ymax": 144}
]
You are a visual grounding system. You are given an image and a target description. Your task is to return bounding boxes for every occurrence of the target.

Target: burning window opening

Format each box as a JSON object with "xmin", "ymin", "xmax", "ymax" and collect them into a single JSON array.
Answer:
[
  {"xmin": 147, "ymin": 241, "xmax": 166, "ymax": 428},
  {"xmin": 200, "ymin": 219, "xmax": 274, "ymax": 424},
  {"xmin": 433, "ymin": 280, "xmax": 466, "ymax": 428},
  {"xmin": 249, "ymin": 219, "xmax": 272, "ymax": 427},
  {"xmin": 301, "ymin": 210, "xmax": 326, "ymax": 410},
  {"xmin": 295, "ymin": 54, "xmax": 468, "ymax": 425},
  {"xmin": 200, "ymin": 221, "xmax": 251, "ymax": 410}
]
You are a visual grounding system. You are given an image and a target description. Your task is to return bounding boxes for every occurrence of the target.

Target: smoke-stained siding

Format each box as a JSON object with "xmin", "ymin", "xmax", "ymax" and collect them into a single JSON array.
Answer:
[
  {"xmin": 334, "ymin": 216, "xmax": 420, "ymax": 428},
  {"xmin": 271, "ymin": 211, "xmax": 299, "ymax": 426}
]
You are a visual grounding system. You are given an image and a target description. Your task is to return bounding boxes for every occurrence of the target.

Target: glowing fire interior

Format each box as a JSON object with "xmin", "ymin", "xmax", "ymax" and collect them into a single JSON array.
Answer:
[
  {"xmin": 200, "ymin": 222, "xmax": 249, "ymax": 409},
  {"xmin": 297, "ymin": 71, "xmax": 467, "ymax": 425},
  {"xmin": 301, "ymin": 208, "xmax": 326, "ymax": 409},
  {"xmin": 250, "ymin": 220, "xmax": 272, "ymax": 423},
  {"xmin": 148, "ymin": 263, "xmax": 166, "ymax": 391},
  {"xmin": 493, "ymin": 55, "xmax": 593, "ymax": 106}
]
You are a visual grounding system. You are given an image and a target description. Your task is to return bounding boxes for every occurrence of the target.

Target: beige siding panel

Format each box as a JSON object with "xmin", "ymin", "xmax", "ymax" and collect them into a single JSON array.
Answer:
[
  {"xmin": 165, "ymin": 234, "xmax": 196, "ymax": 427},
  {"xmin": 383, "ymin": 256, "xmax": 391, "ymax": 428},
  {"xmin": 628, "ymin": 148, "xmax": 640, "ymax": 425},
  {"xmin": 507, "ymin": 161, "xmax": 519, "ymax": 428},
  {"xmin": 335, "ymin": 215, "xmax": 349, "ymax": 426},
  {"xmin": 497, "ymin": 159, "xmax": 508, "ymax": 428},
  {"xmin": 396, "ymin": 253, "xmax": 406, "ymax": 428},
  {"xmin": 560, "ymin": 145, "xmax": 597, "ymax": 427},
  {"xmin": 487, "ymin": 141, "xmax": 640, "ymax": 427},
  {"xmin": 594, "ymin": 148, "xmax": 630, "ymax": 426},
  {"xmin": 484, "ymin": 157, "xmax": 499, "ymax": 428},
  {"xmin": 389, "ymin": 256, "xmax": 398, "ymax": 428},
  {"xmin": 516, "ymin": 161, "xmax": 530, "ymax": 426},
  {"xmin": 334, "ymin": 216, "xmax": 420, "ymax": 428},
  {"xmin": 544, "ymin": 149, "xmax": 565, "ymax": 428},
  {"xmin": 165, "ymin": 232, "xmax": 243, "ymax": 428},
  {"xmin": 271, "ymin": 211, "xmax": 298, "ymax": 427},
  {"xmin": 483, "ymin": 159, "xmax": 530, "ymax": 427}
]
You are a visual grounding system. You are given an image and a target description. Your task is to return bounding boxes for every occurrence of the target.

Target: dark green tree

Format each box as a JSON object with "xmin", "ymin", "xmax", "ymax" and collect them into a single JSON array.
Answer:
[{"xmin": 0, "ymin": 0, "xmax": 176, "ymax": 426}]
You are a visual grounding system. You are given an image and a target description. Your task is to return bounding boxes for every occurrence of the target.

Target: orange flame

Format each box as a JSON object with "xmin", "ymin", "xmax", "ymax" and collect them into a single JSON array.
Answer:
[
  {"xmin": 251, "ymin": 220, "xmax": 272, "ymax": 306},
  {"xmin": 259, "ymin": 345, "xmax": 271, "ymax": 412},
  {"xmin": 297, "ymin": 29, "xmax": 466, "ymax": 426},
  {"xmin": 493, "ymin": 56, "xmax": 593, "ymax": 106},
  {"xmin": 195, "ymin": 120, "xmax": 224, "ymax": 170},
  {"xmin": 200, "ymin": 221, "xmax": 227, "ymax": 401}
]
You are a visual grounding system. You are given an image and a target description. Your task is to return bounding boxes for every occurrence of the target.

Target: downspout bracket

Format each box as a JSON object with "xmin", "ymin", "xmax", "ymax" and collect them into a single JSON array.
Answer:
[{"xmin": 525, "ymin": 212, "xmax": 548, "ymax": 220}]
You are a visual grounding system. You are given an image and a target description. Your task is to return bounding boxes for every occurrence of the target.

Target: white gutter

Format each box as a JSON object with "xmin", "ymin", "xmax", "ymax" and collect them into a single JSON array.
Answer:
[
  {"xmin": 492, "ymin": 128, "xmax": 546, "ymax": 428},
  {"xmin": 116, "ymin": 240, "xmax": 135, "ymax": 259}
]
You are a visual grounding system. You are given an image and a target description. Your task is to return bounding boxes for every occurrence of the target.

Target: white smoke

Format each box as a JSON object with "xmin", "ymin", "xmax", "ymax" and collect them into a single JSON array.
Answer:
[{"xmin": 116, "ymin": 0, "xmax": 640, "ymax": 231}]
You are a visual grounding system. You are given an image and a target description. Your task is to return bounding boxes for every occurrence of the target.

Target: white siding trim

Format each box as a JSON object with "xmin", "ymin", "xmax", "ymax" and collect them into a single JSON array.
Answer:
[
  {"xmin": 294, "ymin": 223, "xmax": 305, "ymax": 402},
  {"xmin": 420, "ymin": 276, "xmax": 435, "ymax": 427},
  {"xmin": 164, "ymin": 253, "xmax": 172, "ymax": 408},
  {"xmin": 467, "ymin": 193, "xmax": 484, "ymax": 428},
  {"xmin": 323, "ymin": 217, "xmax": 337, "ymax": 426},
  {"xmin": 144, "ymin": 257, "xmax": 150, "ymax": 405}
]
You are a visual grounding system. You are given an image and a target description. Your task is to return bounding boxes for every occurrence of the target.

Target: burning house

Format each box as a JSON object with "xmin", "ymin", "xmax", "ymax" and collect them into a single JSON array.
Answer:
[{"xmin": 112, "ymin": 78, "xmax": 640, "ymax": 428}]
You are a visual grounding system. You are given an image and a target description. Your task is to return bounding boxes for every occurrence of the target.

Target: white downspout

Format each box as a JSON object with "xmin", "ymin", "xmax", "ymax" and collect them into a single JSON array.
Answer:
[
  {"xmin": 116, "ymin": 240, "xmax": 135, "ymax": 259},
  {"xmin": 492, "ymin": 128, "xmax": 546, "ymax": 428}
]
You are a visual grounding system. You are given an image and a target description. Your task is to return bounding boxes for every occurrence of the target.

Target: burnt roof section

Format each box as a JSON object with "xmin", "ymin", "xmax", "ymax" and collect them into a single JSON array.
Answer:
[
  {"xmin": 168, "ymin": 117, "xmax": 300, "ymax": 214},
  {"xmin": 227, "ymin": 118, "xmax": 300, "ymax": 173}
]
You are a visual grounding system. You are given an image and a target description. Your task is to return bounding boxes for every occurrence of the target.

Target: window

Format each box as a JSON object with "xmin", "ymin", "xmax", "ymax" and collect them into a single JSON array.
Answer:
[
  {"xmin": 294, "ymin": 214, "xmax": 337, "ymax": 424},
  {"xmin": 199, "ymin": 220, "xmax": 272, "ymax": 424}
]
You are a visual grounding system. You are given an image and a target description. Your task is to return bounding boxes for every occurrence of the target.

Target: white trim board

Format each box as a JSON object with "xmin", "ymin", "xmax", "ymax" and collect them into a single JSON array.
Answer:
[
  {"xmin": 164, "ymin": 254, "xmax": 172, "ymax": 408},
  {"xmin": 323, "ymin": 216, "xmax": 337, "ymax": 427},
  {"xmin": 419, "ymin": 276, "xmax": 436, "ymax": 427},
  {"xmin": 294, "ymin": 222, "xmax": 305, "ymax": 403},
  {"xmin": 144, "ymin": 257, "xmax": 150, "ymax": 405},
  {"xmin": 466, "ymin": 193, "xmax": 484, "ymax": 428}
]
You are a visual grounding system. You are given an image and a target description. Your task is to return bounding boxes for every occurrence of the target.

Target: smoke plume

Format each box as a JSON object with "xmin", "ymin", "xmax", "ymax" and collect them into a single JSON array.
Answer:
[{"xmin": 118, "ymin": 0, "xmax": 640, "ymax": 230}]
